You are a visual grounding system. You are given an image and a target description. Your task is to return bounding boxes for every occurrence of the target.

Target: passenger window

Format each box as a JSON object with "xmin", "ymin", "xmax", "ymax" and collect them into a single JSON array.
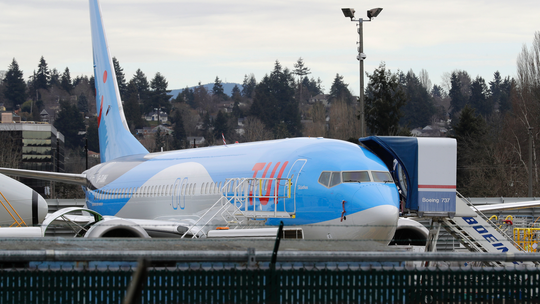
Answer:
[
  {"xmin": 342, "ymin": 171, "xmax": 371, "ymax": 183},
  {"xmin": 329, "ymin": 172, "xmax": 341, "ymax": 187},
  {"xmin": 372, "ymin": 171, "xmax": 393, "ymax": 183},
  {"xmin": 318, "ymin": 172, "xmax": 331, "ymax": 187}
]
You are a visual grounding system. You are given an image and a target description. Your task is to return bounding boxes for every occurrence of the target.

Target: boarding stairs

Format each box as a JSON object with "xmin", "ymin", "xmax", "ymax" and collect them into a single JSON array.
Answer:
[
  {"xmin": 181, "ymin": 177, "xmax": 294, "ymax": 238},
  {"xmin": 439, "ymin": 193, "xmax": 536, "ymax": 267}
]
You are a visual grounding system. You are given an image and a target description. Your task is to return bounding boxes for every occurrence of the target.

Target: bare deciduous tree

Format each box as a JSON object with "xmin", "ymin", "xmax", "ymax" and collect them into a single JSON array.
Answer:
[
  {"xmin": 243, "ymin": 116, "xmax": 273, "ymax": 142},
  {"xmin": 328, "ymin": 100, "xmax": 360, "ymax": 140}
]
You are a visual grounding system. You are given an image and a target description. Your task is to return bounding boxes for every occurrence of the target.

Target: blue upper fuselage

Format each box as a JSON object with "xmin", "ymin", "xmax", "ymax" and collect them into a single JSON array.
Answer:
[{"xmin": 82, "ymin": 137, "xmax": 399, "ymax": 225}]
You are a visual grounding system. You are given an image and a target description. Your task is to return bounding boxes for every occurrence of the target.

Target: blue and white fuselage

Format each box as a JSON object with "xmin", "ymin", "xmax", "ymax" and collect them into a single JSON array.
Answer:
[
  {"xmin": 82, "ymin": 137, "xmax": 400, "ymax": 241},
  {"xmin": 77, "ymin": 0, "xmax": 400, "ymax": 242}
]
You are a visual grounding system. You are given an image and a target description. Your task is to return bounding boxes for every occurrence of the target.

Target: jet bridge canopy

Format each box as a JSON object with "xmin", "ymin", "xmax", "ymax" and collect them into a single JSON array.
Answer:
[{"xmin": 360, "ymin": 136, "xmax": 456, "ymax": 216}]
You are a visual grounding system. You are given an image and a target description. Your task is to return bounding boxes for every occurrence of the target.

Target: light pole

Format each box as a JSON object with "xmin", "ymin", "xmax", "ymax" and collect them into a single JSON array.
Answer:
[
  {"xmin": 529, "ymin": 127, "xmax": 533, "ymax": 197},
  {"xmin": 342, "ymin": 7, "xmax": 383, "ymax": 138}
]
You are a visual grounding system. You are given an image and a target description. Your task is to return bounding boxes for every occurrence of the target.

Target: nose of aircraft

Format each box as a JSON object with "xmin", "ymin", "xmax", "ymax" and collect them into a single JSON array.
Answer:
[{"xmin": 346, "ymin": 183, "xmax": 400, "ymax": 244}]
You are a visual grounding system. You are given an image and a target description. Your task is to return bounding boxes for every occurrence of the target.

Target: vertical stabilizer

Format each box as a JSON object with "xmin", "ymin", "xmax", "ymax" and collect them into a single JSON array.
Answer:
[{"xmin": 89, "ymin": 0, "xmax": 148, "ymax": 162}]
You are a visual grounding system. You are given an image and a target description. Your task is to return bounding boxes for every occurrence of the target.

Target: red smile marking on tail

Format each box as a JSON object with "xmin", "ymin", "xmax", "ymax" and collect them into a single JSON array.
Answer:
[{"xmin": 97, "ymin": 96, "xmax": 104, "ymax": 127}]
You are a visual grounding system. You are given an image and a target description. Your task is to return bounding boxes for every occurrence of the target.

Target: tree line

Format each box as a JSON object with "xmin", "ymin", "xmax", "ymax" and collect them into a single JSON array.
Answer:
[{"xmin": 2, "ymin": 31, "xmax": 540, "ymax": 198}]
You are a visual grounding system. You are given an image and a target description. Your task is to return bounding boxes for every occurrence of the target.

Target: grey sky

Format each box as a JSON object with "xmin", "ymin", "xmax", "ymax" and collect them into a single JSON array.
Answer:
[{"xmin": 1, "ymin": 0, "xmax": 539, "ymax": 94}]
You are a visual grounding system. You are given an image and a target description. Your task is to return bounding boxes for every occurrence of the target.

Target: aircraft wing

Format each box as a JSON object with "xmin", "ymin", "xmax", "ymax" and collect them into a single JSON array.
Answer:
[
  {"xmin": 474, "ymin": 200, "xmax": 540, "ymax": 212},
  {"xmin": 0, "ymin": 167, "xmax": 87, "ymax": 186}
]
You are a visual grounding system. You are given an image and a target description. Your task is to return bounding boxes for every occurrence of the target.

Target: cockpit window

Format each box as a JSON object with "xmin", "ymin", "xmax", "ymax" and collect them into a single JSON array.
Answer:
[
  {"xmin": 318, "ymin": 172, "xmax": 331, "ymax": 187},
  {"xmin": 318, "ymin": 171, "xmax": 342, "ymax": 188},
  {"xmin": 319, "ymin": 170, "xmax": 393, "ymax": 187},
  {"xmin": 372, "ymin": 171, "xmax": 393, "ymax": 183},
  {"xmin": 329, "ymin": 172, "xmax": 341, "ymax": 187},
  {"xmin": 342, "ymin": 171, "xmax": 371, "ymax": 183}
]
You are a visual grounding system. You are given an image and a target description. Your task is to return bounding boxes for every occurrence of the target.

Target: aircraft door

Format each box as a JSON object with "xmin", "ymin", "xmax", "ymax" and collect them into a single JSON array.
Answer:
[
  {"xmin": 284, "ymin": 159, "xmax": 307, "ymax": 213},
  {"xmin": 172, "ymin": 177, "xmax": 188, "ymax": 210}
]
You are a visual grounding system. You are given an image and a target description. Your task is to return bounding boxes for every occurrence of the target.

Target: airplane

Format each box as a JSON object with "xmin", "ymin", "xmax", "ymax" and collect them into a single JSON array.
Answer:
[
  {"xmin": 0, "ymin": 0, "xmax": 408, "ymax": 243},
  {"xmin": 0, "ymin": 173, "xmax": 48, "ymax": 237}
]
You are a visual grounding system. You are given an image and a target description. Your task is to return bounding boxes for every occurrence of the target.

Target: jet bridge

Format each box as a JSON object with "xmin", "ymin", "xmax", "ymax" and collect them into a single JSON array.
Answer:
[
  {"xmin": 360, "ymin": 136, "xmax": 533, "ymax": 266},
  {"xmin": 359, "ymin": 136, "xmax": 457, "ymax": 217}
]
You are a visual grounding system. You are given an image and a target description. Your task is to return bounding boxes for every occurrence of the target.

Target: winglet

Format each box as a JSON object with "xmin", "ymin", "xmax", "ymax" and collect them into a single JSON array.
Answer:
[{"xmin": 89, "ymin": 0, "xmax": 149, "ymax": 162}]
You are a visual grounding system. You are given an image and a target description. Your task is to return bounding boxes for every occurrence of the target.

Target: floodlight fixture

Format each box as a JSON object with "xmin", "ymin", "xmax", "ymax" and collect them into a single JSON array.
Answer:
[
  {"xmin": 367, "ymin": 8, "xmax": 383, "ymax": 20},
  {"xmin": 341, "ymin": 8, "xmax": 355, "ymax": 20},
  {"xmin": 341, "ymin": 6, "xmax": 383, "ymax": 137}
]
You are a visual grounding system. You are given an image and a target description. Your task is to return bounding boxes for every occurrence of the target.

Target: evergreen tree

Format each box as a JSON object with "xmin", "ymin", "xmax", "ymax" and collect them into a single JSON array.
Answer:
[
  {"xmin": 449, "ymin": 71, "xmax": 470, "ymax": 117},
  {"xmin": 89, "ymin": 75, "xmax": 95, "ymax": 98},
  {"xmin": 498, "ymin": 77, "xmax": 513, "ymax": 114},
  {"xmin": 328, "ymin": 74, "xmax": 354, "ymax": 104},
  {"xmin": 293, "ymin": 57, "xmax": 311, "ymax": 80},
  {"xmin": 250, "ymin": 61, "xmax": 301, "ymax": 137},
  {"xmin": 469, "ymin": 76, "xmax": 492, "ymax": 118},
  {"xmin": 77, "ymin": 93, "xmax": 89, "ymax": 113},
  {"xmin": 124, "ymin": 80, "xmax": 145, "ymax": 132},
  {"xmin": 400, "ymin": 70, "xmax": 436, "ymax": 128},
  {"xmin": 241, "ymin": 74, "xmax": 256, "ymax": 98},
  {"xmin": 154, "ymin": 128, "xmax": 164, "ymax": 152},
  {"xmin": 176, "ymin": 86, "xmax": 195, "ymax": 107},
  {"xmin": 54, "ymin": 100, "xmax": 86, "ymax": 149},
  {"xmin": 87, "ymin": 116, "xmax": 100, "ymax": 152},
  {"xmin": 453, "ymin": 105, "xmax": 490, "ymax": 196},
  {"xmin": 61, "ymin": 67, "xmax": 73, "ymax": 94},
  {"xmin": 171, "ymin": 109, "xmax": 187, "ymax": 149},
  {"xmin": 365, "ymin": 62, "xmax": 407, "ymax": 135},
  {"xmin": 232, "ymin": 101, "xmax": 243, "ymax": 119},
  {"xmin": 113, "ymin": 57, "xmax": 128, "ymax": 101},
  {"xmin": 35, "ymin": 56, "xmax": 50, "ymax": 91},
  {"xmin": 193, "ymin": 83, "xmax": 212, "ymax": 113},
  {"xmin": 3, "ymin": 58, "xmax": 27, "ymax": 110},
  {"xmin": 212, "ymin": 76, "xmax": 227, "ymax": 101},
  {"xmin": 202, "ymin": 112, "xmax": 213, "ymax": 141},
  {"xmin": 231, "ymin": 85, "xmax": 241, "ymax": 101},
  {"xmin": 213, "ymin": 110, "xmax": 229, "ymax": 141},
  {"xmin": 132, "ymin": 69, "xmax": 150, "ymax": 105},
  {"xmin": 146, "ymin": 72, "xmax": 171, "ymax": 115},
  {"xmin": 50, "ymin": 68, "xmax": 61, "ymax": 87},
  {"xmin": 489, "ymin": 71, "xmax": 513, "ymax": 114},
  {"xmin": 302, "ymin": 77, "xmax": 323, "ymax": 97},
  {"xmin": 293, "ymin": 58, "xmax": 311, "ymax": 103}
]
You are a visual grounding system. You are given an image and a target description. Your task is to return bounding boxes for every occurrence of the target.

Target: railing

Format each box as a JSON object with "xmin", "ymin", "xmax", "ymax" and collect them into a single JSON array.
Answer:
[
  {"xmin": 457, "ymin": 191, "xmax": 526, "ymax": 252},
  {"xmin": 514, "ymin": 227, "xmax": 540, "ymax": 252},
  {"xmin": 2, "ymin": 251, "xmax": 540, "ymax": 303},
  {"xmin": 223, "ymin": 177, "xmax": 293, "ymax": 217},
  {"xmin": 180, "ymin": 177, "xmax": 293, "ymax": 238}
]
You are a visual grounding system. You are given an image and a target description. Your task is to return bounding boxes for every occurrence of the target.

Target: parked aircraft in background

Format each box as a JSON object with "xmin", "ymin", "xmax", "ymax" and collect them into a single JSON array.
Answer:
[
  {"xmin": 0, "ymin": 0, "xmax": 409, "ymax": 243},
  {"xmin": 0, "ymin": 173, "xmax": 47, "ymax": 237}
]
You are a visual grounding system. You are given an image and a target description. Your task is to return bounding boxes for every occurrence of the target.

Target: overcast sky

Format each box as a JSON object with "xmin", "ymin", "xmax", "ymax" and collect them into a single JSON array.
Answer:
[{"xmin": 1, "ymin": 0, "xmax": 539, "ymax": 95}]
